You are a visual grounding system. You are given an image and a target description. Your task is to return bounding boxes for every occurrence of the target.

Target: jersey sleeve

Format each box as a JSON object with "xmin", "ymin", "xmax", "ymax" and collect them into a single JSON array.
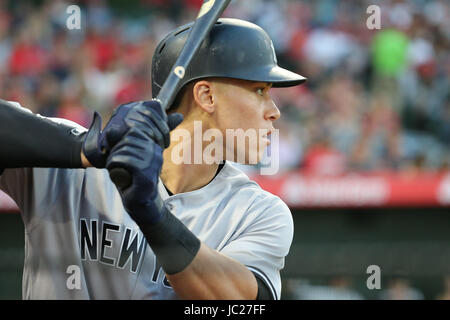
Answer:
[
  {"xmin": 219, "ymin": 194, "xmax": 294, "ymax": 300},
  {"xmin": 0, "ymin": 167, "xmax": 83, "ymax": 230}
]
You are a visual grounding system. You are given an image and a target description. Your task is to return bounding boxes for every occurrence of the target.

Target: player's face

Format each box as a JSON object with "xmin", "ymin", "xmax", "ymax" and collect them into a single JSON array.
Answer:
[{"xmin": 211, "ymin": 79, "xmax": 280, "ymax": 164}]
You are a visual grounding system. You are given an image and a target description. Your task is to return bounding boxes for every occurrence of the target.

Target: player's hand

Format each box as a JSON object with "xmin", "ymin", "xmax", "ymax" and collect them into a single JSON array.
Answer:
[
  {"xmin": 82, "ymin": 100, "xmax": 183, "ymax": 168},
  {"xmin": 105, "ymin": 100, "xmax": 183, "ymax": 225}
]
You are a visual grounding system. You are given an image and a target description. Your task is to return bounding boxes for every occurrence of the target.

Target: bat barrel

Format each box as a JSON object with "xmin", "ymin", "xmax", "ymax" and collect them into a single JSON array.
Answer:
[{"xmin": 157, "ymin": 0, "xmax": 231, "ymax": 111}]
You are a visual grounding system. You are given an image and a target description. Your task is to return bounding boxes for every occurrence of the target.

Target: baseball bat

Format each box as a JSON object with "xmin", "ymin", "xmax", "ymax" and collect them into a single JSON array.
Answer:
[{"xmin": 109, "ymin": 0, "xmax": 231, "ymax": 190}]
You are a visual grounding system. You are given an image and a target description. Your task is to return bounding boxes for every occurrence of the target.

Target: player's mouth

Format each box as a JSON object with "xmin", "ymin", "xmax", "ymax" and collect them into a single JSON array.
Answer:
[{"xmin": 262, "ymin": 129, "xmax": 272, "ymax": 145}]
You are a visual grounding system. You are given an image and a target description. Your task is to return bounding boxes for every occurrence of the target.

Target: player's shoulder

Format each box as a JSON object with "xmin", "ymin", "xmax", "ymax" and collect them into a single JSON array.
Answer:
[{"xmin": 222, "ymin": 163, "xmax": 294, "ymax": 247}]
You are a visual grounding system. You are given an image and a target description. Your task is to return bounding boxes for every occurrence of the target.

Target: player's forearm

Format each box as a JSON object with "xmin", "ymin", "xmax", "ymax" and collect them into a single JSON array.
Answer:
[
  {"xmin": 0, "ymin": 99, "xmax": 85, "ymax": 169},
  {"xmin": 166, "ymin": 243, "xmax": 258, "ymax": 300},
  {"xmin": 137, "ymin": 203, "xmax": 258, "ymax": 299}
]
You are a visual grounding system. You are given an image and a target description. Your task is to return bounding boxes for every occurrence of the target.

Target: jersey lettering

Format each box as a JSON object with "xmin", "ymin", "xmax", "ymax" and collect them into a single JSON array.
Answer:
[
  {"xmin": 79, "ymin": 219, "xmax": 147, "ymax": 274},
  {"xmin": 80, "ymin": 219, "xmax": 98, "ymax": 260},
  {"xmin": 117, "ymin": 227, "xmax": 146, "ymax": 273},
  {"xmin": 151, "ymin": 258, "xmax": 171, "ymax": 288},
  {"xmin": 100, "ymin": 222, "xmax": 121, "ymax": 266}
]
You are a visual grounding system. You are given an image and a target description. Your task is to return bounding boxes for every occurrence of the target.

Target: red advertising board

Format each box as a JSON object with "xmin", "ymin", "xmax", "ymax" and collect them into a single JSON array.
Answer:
[
  {"xmin": 1, "ymin": 171, "xmax": 450, "ymax": 211},
  {"xmin": 250, "ymin": 171, "xmax": 450, "ymax": 208}
]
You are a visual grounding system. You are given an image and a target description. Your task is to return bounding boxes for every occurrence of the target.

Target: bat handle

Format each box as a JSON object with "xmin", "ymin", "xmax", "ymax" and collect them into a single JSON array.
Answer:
[{"xmin": 109, "ymin": 167, "xmax": 132, "ymax": 190}]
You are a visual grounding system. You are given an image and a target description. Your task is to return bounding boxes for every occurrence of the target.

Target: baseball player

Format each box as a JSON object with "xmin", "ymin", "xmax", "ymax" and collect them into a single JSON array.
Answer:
[{"xmin": 0, "ymin": 18, "xmax": 306, "ymax": 299}]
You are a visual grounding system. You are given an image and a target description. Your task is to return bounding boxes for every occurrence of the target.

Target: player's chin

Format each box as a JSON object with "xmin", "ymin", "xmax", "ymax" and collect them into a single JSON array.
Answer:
[{"xmin": 230, "ymin": 146, "xmax": 266, "ymax": 165}]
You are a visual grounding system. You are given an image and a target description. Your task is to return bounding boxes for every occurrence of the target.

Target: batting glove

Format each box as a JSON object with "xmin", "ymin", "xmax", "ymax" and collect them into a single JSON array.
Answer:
[
  {"xmin": 105, "ymin": 100, "xmax": 183, "ymax": 224},
  {"xmin": 82, "ymin": 100, "xmax": 183, "ymax": 168}
]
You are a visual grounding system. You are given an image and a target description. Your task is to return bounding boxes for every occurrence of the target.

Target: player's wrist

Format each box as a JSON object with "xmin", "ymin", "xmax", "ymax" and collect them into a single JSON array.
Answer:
[
  {"xmin": 80, "ymin": 149, "xmax": 93, "ymax": 168},
  {"xmin": 125, "ymin": 193, "xmax": 165, "ymax": 225},
  {"xmin": 138, "ymin": 204, "xmax": 201, "ymax": 275}
]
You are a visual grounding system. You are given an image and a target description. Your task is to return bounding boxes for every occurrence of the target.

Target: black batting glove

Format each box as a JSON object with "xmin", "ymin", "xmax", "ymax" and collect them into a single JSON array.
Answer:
[
  {"xmin": 105, "ymin": 100, "xmax": 183, "ymax": 225},
  {"xmin": 82, "ymin": 100, "xmax": 183, "ymax": 168}
]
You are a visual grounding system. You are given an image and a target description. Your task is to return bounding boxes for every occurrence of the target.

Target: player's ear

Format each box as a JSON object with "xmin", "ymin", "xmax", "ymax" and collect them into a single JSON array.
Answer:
[{"xmin": 193, "ymin": 80, "xmax": 215, "ymax": 113}]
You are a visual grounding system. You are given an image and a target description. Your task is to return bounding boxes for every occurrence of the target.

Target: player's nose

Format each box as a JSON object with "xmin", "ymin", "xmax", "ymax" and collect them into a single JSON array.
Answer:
[{"xmin": 264, "ymin": 100, "xmax": 281, "ymax": 122}]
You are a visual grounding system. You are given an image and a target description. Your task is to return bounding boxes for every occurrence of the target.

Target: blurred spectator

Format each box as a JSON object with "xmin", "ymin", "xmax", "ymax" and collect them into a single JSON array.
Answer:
[
  {"xmin": 288, "ymin": 276, "xmax": 365, "ymax": 300},
  {"xmin": 379, "ymin": 278, "xmax": 425, "ymax": 300},
  {"xmin": 301, "ymin": 136, "xmax": 347, "ymax": 176},
  {"xmin": 436, "ymin": 275, "xmax": 450, "ymax": 300},
  {"xmin": 0, "ymin": 0, "xmax": 447, "ymax": 172}
]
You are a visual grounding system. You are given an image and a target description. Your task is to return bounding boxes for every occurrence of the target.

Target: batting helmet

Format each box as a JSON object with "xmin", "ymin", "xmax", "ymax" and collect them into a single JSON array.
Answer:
[{"xmin": 151, "ymin": 18, "xmax": 306, "ymax": 100}]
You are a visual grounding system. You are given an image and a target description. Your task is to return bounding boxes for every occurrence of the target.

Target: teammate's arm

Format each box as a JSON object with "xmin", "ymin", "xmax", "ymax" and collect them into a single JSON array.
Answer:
[
  {"xmin": 0, "ymin": 99, "xmax": 145, "ymax": 170},
  {"xmin": 0, "ymin": 99, "xmax": 85, "ymax": 169}
]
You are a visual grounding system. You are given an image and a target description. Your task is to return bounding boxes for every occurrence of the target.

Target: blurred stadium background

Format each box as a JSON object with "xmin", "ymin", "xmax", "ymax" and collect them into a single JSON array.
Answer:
[{"xmin": 0, "ymin": 0, "xmax": 449, "ymax": 299}]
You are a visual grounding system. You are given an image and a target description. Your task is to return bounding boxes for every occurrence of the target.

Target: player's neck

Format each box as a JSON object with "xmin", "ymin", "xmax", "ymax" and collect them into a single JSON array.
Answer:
[
  {"xmin": 160, "ymin": 160, "xmax": 220, "ymax": 195},
  {"xmin": 161, "ymin": 122, "xmax": 221, "ymax": 194}
]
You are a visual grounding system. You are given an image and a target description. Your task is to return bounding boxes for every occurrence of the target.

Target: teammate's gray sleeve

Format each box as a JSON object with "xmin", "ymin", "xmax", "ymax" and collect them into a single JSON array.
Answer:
[
  {"xmin": 219, "ymin": 194, "xmax": 294, "ymax": 300},
  {"xmin": 0, "ymin": 168, "xmax": 32, "ymax": 216},
  {"xmin": 0, "ymin": 167, "xmax": 86, "ymax": 230},
  {"xmin": 0, "ymin": 109, "xmax": 87, "ymax": 228}
]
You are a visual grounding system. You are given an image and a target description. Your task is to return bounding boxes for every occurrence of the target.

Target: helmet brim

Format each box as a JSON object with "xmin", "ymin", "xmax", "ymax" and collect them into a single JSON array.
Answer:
[
  {"xmin": 266, "ymin": 65, "xmax": 307, "ymax": 88},
  {"xmin": 221, "ymin": 64, "xmax": 307, "ymax": 88}
]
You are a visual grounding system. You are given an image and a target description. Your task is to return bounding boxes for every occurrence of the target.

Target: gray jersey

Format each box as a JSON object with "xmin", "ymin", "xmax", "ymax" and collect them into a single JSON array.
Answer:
[{"xmin": 0, "ymin": 115, "xmax": 294, "ymax": 300}]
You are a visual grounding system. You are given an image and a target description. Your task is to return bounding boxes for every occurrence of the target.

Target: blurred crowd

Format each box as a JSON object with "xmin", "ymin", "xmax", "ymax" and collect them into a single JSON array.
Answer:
[
  {"xmin": 286, "ymin": 275, "xmax": 450, "ymax": 300},
  {"xmin": 0, "ymin": 0, "xmax": 449, "ymax": 173}
]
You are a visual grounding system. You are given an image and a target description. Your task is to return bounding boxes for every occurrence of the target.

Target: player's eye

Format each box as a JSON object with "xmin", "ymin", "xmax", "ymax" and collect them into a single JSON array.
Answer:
[{"xmin": 256, "ymin": 88, "xmax": 265, "ymax": 96}]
